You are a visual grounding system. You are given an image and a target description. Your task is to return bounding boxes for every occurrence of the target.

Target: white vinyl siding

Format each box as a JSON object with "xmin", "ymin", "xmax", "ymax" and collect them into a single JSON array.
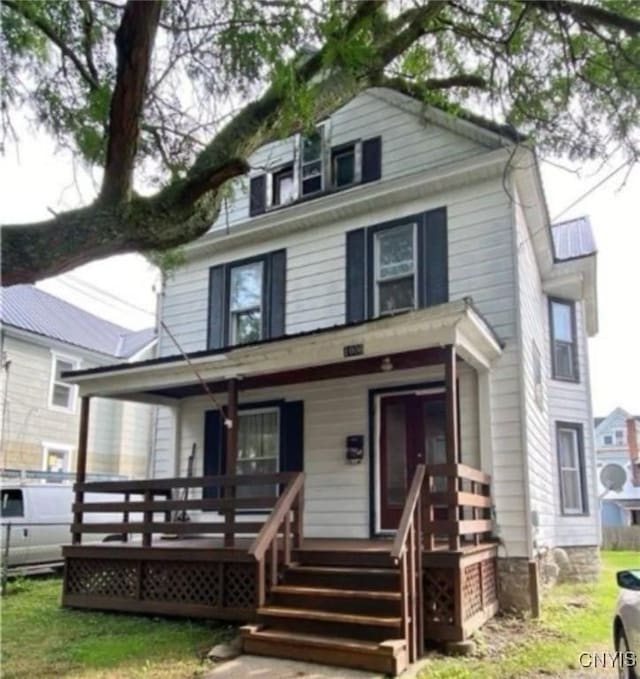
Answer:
[
  {"xmin": 514, "ymin": 194, "xmax": 598, "ymax": 551},
  {"xmin": 2, "ymin": 333, "xmax": 153, "ymax": 478},
  {"xmin": 170, "ymin": 364, "xmax": 479, "ymax": 538}
]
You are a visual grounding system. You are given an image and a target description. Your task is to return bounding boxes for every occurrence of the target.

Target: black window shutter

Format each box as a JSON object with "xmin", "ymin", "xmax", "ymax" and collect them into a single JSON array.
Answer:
[
  {"xmin": 280, "ymin": 401, "xmax": 304, "ymax": 472},
  {"xmin": 361, "ymin": 136, "xmax": 382, "ymax": 184},
  {"xmin": 268, "ymin": 250, "xmax": 286, "ymax": 339},
  {"xmin": 203, "ymin": 410, "xmax": 227, "ymax": 498},
  {"xmin": 346, "ymin": 228, "xmax": 366, "ymax": 323},
  {"xmin": 418, "ymin": 207, "xmax": 449, "ymax": 308},
  {"xmin": 249, "ymin": 175, "xmax": 266, "ymax": 216},
  {"xmin": 208, "ymin": 265, "xmax": 226, "ymax": 349}
]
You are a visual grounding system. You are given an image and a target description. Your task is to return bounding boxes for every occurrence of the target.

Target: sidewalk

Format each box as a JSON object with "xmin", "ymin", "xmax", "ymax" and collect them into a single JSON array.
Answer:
[{"xmin": 204, "ymin": 654, "xmax": 384, "ymax": 679}]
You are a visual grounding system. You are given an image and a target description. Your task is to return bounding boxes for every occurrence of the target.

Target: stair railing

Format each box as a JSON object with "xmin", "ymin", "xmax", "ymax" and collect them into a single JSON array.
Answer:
[
  {"xmin": 390, "ymin": 464, "xmax": 425, "ymax": 663},
  {"xmin": 249, "ymin": 471, "xmax": 305, "ymax": 608}
]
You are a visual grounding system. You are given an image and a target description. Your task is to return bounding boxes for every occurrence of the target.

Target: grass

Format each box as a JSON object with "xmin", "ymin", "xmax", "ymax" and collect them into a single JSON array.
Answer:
[
  {"xmin": 1, "ymin": 551, "xmax": 635, "ymax": 678},
  {"xmin": 0, "ymin": 576, "xmax": 230, "ymax": 679},
  {"xmin": 418, "ymin": 550, "xmax": 638, "ymax": 679}
]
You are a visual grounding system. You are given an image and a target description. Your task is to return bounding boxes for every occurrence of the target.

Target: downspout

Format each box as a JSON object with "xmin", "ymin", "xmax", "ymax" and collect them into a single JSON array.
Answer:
[{"xmin": 509, "ymin": 175, "xmax": 535, "ymax": 563}]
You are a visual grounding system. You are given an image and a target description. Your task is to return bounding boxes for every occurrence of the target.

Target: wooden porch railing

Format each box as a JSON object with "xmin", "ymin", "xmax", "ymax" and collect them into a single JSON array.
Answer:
[
  {"xmin": 391, "ymin": 464, "xmax": 425, "ymax": 664},
  {"xmin": 423, "ymin": 463, "xmax": 492, "ymax": 551},
  {"xmin": 72, "ymin": 472, "xmax": 298, "ymax": 547},
  {"xmin": 249, "ymin": 472, "xmax": 305, "ymax": 608}
]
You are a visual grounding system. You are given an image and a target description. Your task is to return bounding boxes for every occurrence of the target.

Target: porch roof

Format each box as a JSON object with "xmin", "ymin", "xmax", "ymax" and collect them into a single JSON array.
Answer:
[{"xmin": 64, "ymin": 298, "xmax": 503, "ymax": 403}]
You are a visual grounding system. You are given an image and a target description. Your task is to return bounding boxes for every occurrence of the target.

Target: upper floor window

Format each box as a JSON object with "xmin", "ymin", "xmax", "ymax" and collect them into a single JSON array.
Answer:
[
  {"xmin": 549, "ymin": 299, "xmax": 579, "ymax": 381},
  {"xmin": 49, "ymin": 354, "xmax": 78, "ymax": 411},
  {"xmin": 556, "ymin": 422, "xmax": 588, "ymax": 515},
  {"xmin": 272, "ymin": 166, "xmax": 294, "ymax": 206},
  {"xmin": 301, "ymin": 128, "xmax": 324, "ymax": 196},
  {"xmin": 249, "ymin": 134, "xmax": 381, "ymax": 217},
  {"xmin": 374, "ymin": 223, "xmax": 417, "ymax": 315},
  {"xmin": 346, "ymin": 208, "xmax": 448, "ymax": 324},
  {"xmin": 229, "ymin": 261, "xmax": 263, "ymax": 345},
  {"xmin": 208, "ymin": 250, "xmax": 286, "ymax": 350},
  {"xmin": 332, "ymin": 143, "xmax": 356, "ymax": 188},
  {"xmin": 614, "ymin": 429, "xmax": 625, "ymax": 446},
  {"xmin": 603, "ymin": 434, "xmax": 613, "ymax": 445}
]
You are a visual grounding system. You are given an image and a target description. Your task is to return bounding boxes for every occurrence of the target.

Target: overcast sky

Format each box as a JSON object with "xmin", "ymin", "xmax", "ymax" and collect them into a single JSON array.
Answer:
[{"xmin": 1, "ymin": 127, "xmax": 639, "ymax": 417}]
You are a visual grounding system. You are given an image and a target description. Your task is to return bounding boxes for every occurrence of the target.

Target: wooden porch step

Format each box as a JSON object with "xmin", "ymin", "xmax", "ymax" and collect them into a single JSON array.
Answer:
[
  {"xmin": 258, "ymin": 606, "xmax": 402, "ymax": 627},
  {"xmin": 271, "ymin": 584, "xmax": 401, "ymax": 615},
  {"xmin": 284, "ymin": 564, "xmax": 399, "ymax": 591},
  {"xmin": 257, "ymin": 605, "xmax": 402, "ymax": 642},
  {"xmin": 272, "ymin": 584, "xmax": 400, "ymax": 600},
  {"xmin": 293, "ymin": 548, "xmax": 394, "ymax": 568},
  {"xmin": 241, "ymin": 626, "xmax": 408, "ymax": 675}
]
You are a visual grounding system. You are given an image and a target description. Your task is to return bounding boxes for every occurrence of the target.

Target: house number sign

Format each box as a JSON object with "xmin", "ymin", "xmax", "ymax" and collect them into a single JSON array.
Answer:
[{"xmin": 343, "ymin": 343, "xmax": 364, "ymax": 357}]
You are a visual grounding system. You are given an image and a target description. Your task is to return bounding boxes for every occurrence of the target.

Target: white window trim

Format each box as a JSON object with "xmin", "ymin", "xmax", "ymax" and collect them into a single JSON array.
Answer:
[
  {"xmin": 48, "ymin": 352, "xmax": 79, "ymax": 413},
  {"xmin": 236, "ymin": 407, "xmax": 280, "ymax": 470},
  {"xmin": 229, "ymin": 261, "xmax": 264, "ymax": 345},
  {"xmin": 374, "ymin": 222, "xmax": 418, "ymax": 317},
  {"xmin": 300, "ymin": 124, "xmax": 326, "ymax": 198},
  {"xmin": 41, "ymin": 441, "xmax": 74, "ymax": 473},
  {"xmin": 558, "ymin": 426, "xmax": 585, "ymax": 515}
]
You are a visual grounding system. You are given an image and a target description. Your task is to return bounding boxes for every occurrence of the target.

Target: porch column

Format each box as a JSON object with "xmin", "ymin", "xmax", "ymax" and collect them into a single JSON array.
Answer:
[
  {"xmin": 444, "ymin": 345, "xmax": 461, "ymax": 550},
  {"xmin": 72, "ymin": 396, "xmax": 90, "ymax": 545},
  {"xmin": 224, "ymin": 378, "xmax": 238, "ymax": 547}
]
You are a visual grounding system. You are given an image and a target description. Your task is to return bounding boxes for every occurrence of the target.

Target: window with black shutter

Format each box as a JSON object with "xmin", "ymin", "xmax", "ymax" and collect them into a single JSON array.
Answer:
[
  {"xmin": 207, "ymin": 249, "xmax": 286, "ymax": 349},
  {"xmin": 346, "ymin": 208, "xmax": 448, "ymax": 323},
  {"xmin": 248, "ymin": 134, "xmax": 382, "ymax": 217},
  {"xmin": 203, "ymin": 400, "xmax": 304, "ymax": 501}
]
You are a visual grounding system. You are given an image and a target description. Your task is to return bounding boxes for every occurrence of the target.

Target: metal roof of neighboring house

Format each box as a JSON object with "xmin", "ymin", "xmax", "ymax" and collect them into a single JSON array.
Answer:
[
  {"xmin": 0, "ymin": 285, "xmax": 156, "ymax": 358},
  {"xmin": 551, "ymin": 216, "xmax": 597, "ymax": 262}
]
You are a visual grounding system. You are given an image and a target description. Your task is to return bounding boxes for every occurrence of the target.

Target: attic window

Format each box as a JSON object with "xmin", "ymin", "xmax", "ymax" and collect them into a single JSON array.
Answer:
[
  {"xmin": 272, "ymin": 165, "xmax": 294, "ymax": 206},
  {"xmin": 332, "ymin": 144, "xmax": 356, "ymax": 188},
  {"xmin": 301, "ymin": 129, "xmax": 324, "ymax": 196}
]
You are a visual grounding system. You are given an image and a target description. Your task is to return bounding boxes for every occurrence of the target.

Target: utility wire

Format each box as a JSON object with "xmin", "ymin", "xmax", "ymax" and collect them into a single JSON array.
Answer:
[
  {"xmin": 160, "ymin": 320, "xmax": 232, "ymax": 428},
  {"xmin": 551, "ymin": 160, "xmax": 632, "ymax": 222}
]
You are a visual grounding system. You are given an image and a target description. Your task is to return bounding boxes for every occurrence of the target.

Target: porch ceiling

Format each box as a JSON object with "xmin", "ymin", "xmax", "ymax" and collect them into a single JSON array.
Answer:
[{"xmin": 65, "ymin": 298, "xmax": 503, "ymax": 403}]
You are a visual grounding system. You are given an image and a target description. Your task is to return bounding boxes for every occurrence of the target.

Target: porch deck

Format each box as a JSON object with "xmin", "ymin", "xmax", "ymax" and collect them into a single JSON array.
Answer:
[{"xmin": 62, "ymin": 467, "xmax": 498, "ymax": 674}]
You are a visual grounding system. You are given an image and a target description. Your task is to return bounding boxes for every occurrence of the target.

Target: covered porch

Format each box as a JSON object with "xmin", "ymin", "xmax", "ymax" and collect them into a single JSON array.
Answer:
[{"xmin": 62, "ymin": 299, "xmax": 502, "ymax": 673}]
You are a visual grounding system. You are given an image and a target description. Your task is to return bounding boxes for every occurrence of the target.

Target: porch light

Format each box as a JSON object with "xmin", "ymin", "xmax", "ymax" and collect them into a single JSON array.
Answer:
[{"xmin": 380, "ymin": 356, "xmax": 393, "ymax": 372}]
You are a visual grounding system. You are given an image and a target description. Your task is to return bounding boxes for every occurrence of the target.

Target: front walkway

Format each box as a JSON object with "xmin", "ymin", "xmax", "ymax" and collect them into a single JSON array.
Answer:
[{"xmin": 205, "ymin": 654, "xmax": 384, "ymax": 679}]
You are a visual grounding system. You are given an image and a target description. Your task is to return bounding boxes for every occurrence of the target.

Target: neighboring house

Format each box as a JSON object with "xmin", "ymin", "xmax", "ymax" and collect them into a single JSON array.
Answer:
[
  {"xmin": 60, "ymin": 87, "xmax": 599, "ymax": 673},
  {"xmin": 595, "ymin": 407, "xmax": 640, "ymax": 526},
  {"xmin": 0, "ymin": 285, "xmax": 157, "ymax": 478}
]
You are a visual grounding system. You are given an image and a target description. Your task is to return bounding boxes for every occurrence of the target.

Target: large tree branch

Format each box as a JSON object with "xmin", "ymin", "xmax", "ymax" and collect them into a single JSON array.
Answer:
[
  {"xmin": 1, "ymin": 0, "xmax": 464, "ymax": 285},
  {"xmin": 99, "ymin": 0, "xmax": 162, "ymax": 205},
  {"xmin": 535, "ymin": 1, "xmax": 640, "ymax": 35},
  {"xmin": 1, "ymin": 0, "xmax": 100, "ymax": 90}
]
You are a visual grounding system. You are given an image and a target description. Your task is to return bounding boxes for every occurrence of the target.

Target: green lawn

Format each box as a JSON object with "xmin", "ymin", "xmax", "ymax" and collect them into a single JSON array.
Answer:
[
  {"xmin": 419, "ymin": 550, "xmax": 638, "ymax": 679},
  {"xmin": 1, "ymin": 552, "xmax": 636, "ymax": 678},
  {"xmin": 0, "ymin": 577, "xmax": 228, "ymax": 679}
]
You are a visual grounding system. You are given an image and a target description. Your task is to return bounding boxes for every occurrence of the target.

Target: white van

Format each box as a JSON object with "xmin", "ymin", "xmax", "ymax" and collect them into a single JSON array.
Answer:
[{"xmin": 0, "ymin": 484, "xmax": 131, "ymax": 570}]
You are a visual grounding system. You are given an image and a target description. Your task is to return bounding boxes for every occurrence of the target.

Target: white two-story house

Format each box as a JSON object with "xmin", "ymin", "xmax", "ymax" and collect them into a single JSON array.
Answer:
[{"xmin": 61, "ymin": 87, "xmax": 599, "ymax": 673}]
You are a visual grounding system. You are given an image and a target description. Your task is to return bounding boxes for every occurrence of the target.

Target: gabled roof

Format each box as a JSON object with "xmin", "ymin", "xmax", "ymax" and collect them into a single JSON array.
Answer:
[
  {"xmin": 594, "ymin": 407, "xmax": 638, "ymax": 434},
  {"xmin": 0, "ymin": 285, "xmax": 156, "ymax": 359},
  {"xmin": 551, "ymin": 216, "xmax": 597, "ymax": 262}
]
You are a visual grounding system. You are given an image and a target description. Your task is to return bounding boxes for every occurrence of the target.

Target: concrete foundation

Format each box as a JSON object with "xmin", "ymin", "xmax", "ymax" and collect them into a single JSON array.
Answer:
[{"xmin": 498, "ymin": 545, "xmax": 600, "ymax": 614}]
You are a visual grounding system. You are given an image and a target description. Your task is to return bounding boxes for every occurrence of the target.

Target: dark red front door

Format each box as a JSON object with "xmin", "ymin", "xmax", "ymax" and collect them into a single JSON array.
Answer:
[{"xmin": 379, "ymin": 392, "xmax": 446, "ymax": 531}]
